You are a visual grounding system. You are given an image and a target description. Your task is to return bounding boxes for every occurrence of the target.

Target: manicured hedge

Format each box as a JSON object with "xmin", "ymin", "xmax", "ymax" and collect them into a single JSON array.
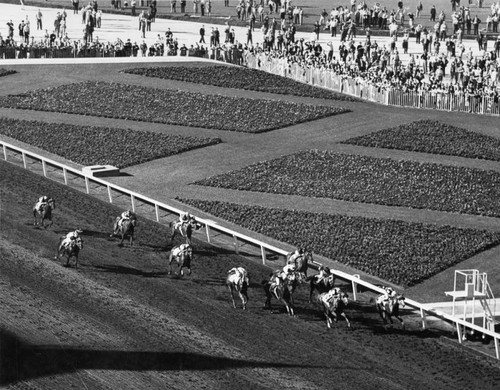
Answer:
[
  {"xmin": 0, "ymin": 117, "xmax": 221, "ymax": 168},
  {"xmin": 177, "ymin": 199, "xmax": 500, "ymax": 286},
  {"xmin": 0, "ymin": 81, "xmax": 349, "ymax": 133},
  {"xmin": 342, "ymin": 119, "xmax": 500, "ymax": 161},
  {"xmin": 0, "ymin": 68, "xmax": 16, "ymax": 77},
  {"xmin": 194, "ymin": 150, "xmax": 500, "ymax": 217},
  {"xmin": 122, "ymin": 65, "xmax": 358, "ymax": 101}
]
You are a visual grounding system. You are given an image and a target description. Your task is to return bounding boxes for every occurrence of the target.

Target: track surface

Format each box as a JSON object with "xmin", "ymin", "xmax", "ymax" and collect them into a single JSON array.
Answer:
[{"xmin": 2, "ymin": 160, "xmax": 500, "ymax": 389}]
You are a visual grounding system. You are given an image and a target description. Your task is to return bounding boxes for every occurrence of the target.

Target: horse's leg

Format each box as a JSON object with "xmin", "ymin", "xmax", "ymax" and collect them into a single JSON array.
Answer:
[
  {"xmin": 324, "ymin": 307, "xmax": 333, "ymax": 329},
  {"xmin": 264, "ymin": 284, "xmax": 272, "ymax": 309},
  {"xmin": 395, "ymin": 315, "xmax": 405, "ymax": 329},
  {"xmin": 238, "ymin": 290, "xmax": 247, "ymax": 310},
  {"xmin": 241, "ymin": 286, "xmax": 249, "ymax": 310},
  {"xmin": 228, "ymin": 285, "xmax": 237, "ymax": 309},
  {"xmin": 340, "ymin": 311, "xmax": 351, "ymax": 328},
  {"xmin": 309, "ymin": 282, "xmax": 315, "ymax": 303},
  {"xmin": 167, "ymin": 254, "xmax": 173, "ymax": 275}
]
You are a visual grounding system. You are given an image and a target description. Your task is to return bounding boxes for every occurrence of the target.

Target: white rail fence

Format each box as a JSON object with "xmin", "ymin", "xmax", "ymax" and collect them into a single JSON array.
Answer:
[
  {"xmin": 2, "ymin": 139, "xmax": 499, "ymax": 359},
  {"xmin": 245, "ymin": 54, "xmax": 500, "ymax": 117}
]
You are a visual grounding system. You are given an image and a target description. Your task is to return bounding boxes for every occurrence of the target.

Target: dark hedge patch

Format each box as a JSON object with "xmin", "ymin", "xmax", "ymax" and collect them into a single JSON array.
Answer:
[
  {"xmin": 194, "ymin": 150, "xmax": 500, "ymax": 218},
  {"xmin": 177, "ymin": 199, "xmax": 500, "ymax": 287},
  {"xmin": 0, "ymin": 117, "xmax": 221, "ymax": 168},
  {"xmin": 342, "ymin": 119, "xmax": 500, "ymax": 161},
  {"xmin": 0, "ymin": 81, "xmax": 349, "ymax": 133},
  {"xmin": 0, "ymin": 68, "xmax": 16, "ymax": 77},
  {"xmin": 122, "ymin": 65, "xmax": 358, "ymax": 101}
]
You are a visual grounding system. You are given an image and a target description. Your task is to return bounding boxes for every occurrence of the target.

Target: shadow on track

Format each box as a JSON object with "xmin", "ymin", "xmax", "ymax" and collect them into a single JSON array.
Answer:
[{"xmin": 0, "ymin": 328, "xmax": 325, "ymax": 385}]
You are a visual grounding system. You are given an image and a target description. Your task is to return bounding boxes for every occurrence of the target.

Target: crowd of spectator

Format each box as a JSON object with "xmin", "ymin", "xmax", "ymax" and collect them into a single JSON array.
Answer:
[{"xmin": 230, "ymin": 0, "xmax": 500, "ymax": 102}]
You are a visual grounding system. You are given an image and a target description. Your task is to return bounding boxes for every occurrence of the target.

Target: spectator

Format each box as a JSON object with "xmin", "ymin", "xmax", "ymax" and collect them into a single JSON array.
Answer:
[
  {"xmin": 36, "ymin": 9, "xmax": 42, "ymax": 30},
  {"xmin": 430, "ymin": 5, "xmax": 436, "ymax": 22}
]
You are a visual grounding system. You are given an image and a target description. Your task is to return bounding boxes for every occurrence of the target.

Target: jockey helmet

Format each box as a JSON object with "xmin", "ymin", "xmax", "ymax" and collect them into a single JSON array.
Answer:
[{"xmin": 75, "ymin": 228, "xmax": 83, "ymax": 234}]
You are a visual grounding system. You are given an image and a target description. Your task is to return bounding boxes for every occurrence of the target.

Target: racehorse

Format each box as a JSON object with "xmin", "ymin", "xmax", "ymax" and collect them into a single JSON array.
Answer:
[
  {"xmin": 111, "ymin": 214, "xmax": 137, "ymax": 246},
  {"xmin": 169, "ymin": 217, "xmax": 202, "ymax": 245},
  {"xmin": 264, "ymin": 271, "xmax": 304, "ymax": 316},
  {"xmin": 286, "ymin": 250, "xmax": 313, "ymax": 277},
  {"xmin": 55, "ymin": 236, "xmax": 83, "ymax": 268},
  {"xmin": 226, "ymin": 267, "xmax": 249, "ymax": 310},
  {"xmin": 33, "ymin": 198, "xmax": 55, "ymax": 228},
  {"xmin": 307, "ymin": 266, "xmax": 336, "ymax": 303},
  {"xmin": 168, "ymin": 244, "xmax": 193, "ymax": 276},
  {"xmin": 376, "ymin": 294, "xmax": 406, "ymax": 329},
  {"xmin": 319, "ymin": 287, "xmax": 351, "ymax": 329}
]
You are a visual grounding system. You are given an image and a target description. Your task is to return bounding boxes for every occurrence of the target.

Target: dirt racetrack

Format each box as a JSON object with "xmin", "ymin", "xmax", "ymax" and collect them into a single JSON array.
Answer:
[{"xmin": 2, "ymin": 159, "xmax": 500, "ymax": 389}]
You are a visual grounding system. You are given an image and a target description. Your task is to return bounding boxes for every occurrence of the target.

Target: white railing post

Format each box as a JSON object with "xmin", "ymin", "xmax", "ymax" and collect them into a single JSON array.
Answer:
[
  {"xmin": 84, "ymin": 176, "xmax": 90, "ymax": 194},
  {"xmin": 352, "ymin": 274, "xmax": 360, "ymax": 301},
  {"xmin": 456, "ymin": 323, "xmax": 463, "ymax": 343},
  {"xmin": 130, "ymin": 194, "xmax": 136, "ymax": 212},
  {"xmin": 107, "ymin": 185, "xmax": 113, "ymax": 203},
  {"xmin": 205, "ymin": 224, "xmax": 211, "ymax": 243},
  {"xmin": 233, "ymin": 234, "xmax": 239, "ymax": 254},
  {"xmin": 2, "ymin": 144, "xmax": 7, "ymax": 161},
  {"xmin": 260, "ymin": 245, "xmax": 266, "ymax": 265},
  {"xmin": 420, "ymin": 307, "xmax": 427, "ymax": 329},
  {"xmin": 63, "ymin": 167, "xmax": 68, "ymax": 185},
  {"xmin": 155, "ymin": 204, "xmax": 160, "ymax": 222},
  {"xmin": 42, "ymin": 160, "xmax": 47, "ymax": 177},
  {"xmin": 22, "ymin": 152, "xmax": 27, "ymax": 168}
]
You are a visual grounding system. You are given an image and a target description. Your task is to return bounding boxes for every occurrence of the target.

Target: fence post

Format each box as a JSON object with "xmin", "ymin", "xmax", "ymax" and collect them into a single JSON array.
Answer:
[
  {"xmin": 352, "ymin": 274, "xmax": 360, "ymax": 301},
  {"xmin": 420, "ymin": 307, "xmax": 427, "ymax": 329},
  {"xmin": 42, "ymin": 160, "xmax": 47, "ymax": 177},
  {"xmin": 63, "ymin": 167, "xmax": 68, "ymax": 185},
  {"xmin": 155, "ymin": 204, "xmax": 160, "ymax": 222},
  {"xmin": 130, "ymin": 194, "xmax": 136, "ymax": 212},
  {"xmin": 22, "ymin": 152, "xmax": 27, "ymax": 168},
  {"xmin": 205, "ymin": 224, "xmax": 211, "ymax": 243},
  {"xmin": 84, "ymin": 176, "xmax": 90, "ymax": 194},
  {"xmin": 260, "ymin": 245, "xmax": 266, "ymax": 265},
  {"xmin": 233, "ymin": 234, "xmax": 239, "ymax": 254},
  {"xmin": 107, "ymin": 185, "xmax": 113, "ymax": 203},
  {"xmin": 2, "ymin": 144, "xmax": 6, "ymax": 161}
]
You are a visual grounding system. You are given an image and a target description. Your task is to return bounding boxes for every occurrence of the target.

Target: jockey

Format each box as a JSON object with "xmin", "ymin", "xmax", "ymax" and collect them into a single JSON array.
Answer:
[
  {"xmin": 288, "ymin": 247, "xmax": 304, "ymax": 266},
  {"xmin": 317, "ymin": 266, "xmax": 331, "ymax": 280},
  {"xmin": 180, "ymin": 211, "xmax": 191, "ymax": 223},
  {"xmin": 228, "ymin": 267, "xmax": 248, "ymax": 285},
  {"xmin": 60, "ymin": 228, "xmax": 83, "ymax": 250},
  {"xmin": 175, "ymin": 211, "xmax": 194, "ymax": 230},
  {"xmin": 35, "ymin": 195, "xmax": 49, "ymax": 212},
  {"xmin": 381, "ymin": 286, "xmax": 397, "ymax": 301},
  {"xmin": 118, "ymin": 209, "xmax": 135, "ymax": 228},
  {"xmin": 171, "ymin": 243, "xmax": 190, "ymax": 258}
]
